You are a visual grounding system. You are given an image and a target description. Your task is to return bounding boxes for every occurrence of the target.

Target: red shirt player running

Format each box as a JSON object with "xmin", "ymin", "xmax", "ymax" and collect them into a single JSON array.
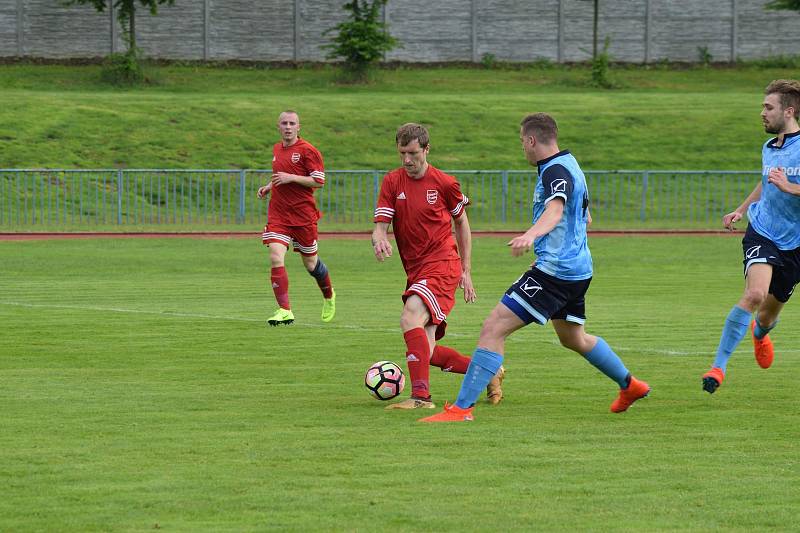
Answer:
[
  {"xmin": 372, "ymin": 123, "xmax": 504, "ymax": 410},
  {"xmin": 258, "ymin": 110, "xmax": 335, "ymax": 326}
]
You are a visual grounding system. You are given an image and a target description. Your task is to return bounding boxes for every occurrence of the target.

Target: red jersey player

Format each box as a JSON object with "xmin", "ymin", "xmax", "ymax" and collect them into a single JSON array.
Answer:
[
  {"xmin": 258, "ymin": 110, "xmax": 335, "ymax": 326},
  {"xmin": 372, "ymin": 123, "xmax": 504, "ymax": 409}
]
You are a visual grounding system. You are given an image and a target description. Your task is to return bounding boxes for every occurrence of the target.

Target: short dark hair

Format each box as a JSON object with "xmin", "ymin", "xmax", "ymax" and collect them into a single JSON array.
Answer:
[
  {"xmin": 765, "ymin": 80, "xmax": 800, "ymax": 119},
  {"xmin": 396, "ymin": 123, "xmax": 430, "ymax": 148},
  {"xmin": 520, "ymin": 113, "xmax": 558, "ymax": 143}
]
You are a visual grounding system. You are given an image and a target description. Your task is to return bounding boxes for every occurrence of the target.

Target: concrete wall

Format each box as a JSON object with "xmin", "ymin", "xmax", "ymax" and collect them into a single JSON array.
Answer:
[{"xmin": 2, "ymin": 0, "xmax": 799, "ymax": 63}]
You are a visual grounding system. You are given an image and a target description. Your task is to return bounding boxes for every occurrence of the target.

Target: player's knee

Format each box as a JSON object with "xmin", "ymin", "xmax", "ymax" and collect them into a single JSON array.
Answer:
[
  {"xmin": 742, "ymin": 287, "xmax": 768, "ymax": 308},
  {"xmin": 478, "ymin": 316, "xmax": 504, "ymax": 345},
  {"xmin": 304, "ymin": 255, "xmax": 321, "ymax": 274},
  {"xmin": 400, "ymin": 312, "xmax": 424, "ymax": 331},
  {"xmin": 268, "ymin": 249, "xmax": 285, "ymax": 266},
  {"xmin": 558, "ymin": 337, "xmax": 581, "ymax": 352}
]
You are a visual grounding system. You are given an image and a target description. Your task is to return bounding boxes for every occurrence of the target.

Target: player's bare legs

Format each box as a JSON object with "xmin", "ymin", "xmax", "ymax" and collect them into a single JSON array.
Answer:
[
  {"xmin": 476, "ymin": 303, "xmax": 527, "ymax": 355},
  {"xmin": 419, "ymin": 303, "xmax": 521, "ymax": 422},
  {"xmin": 267, "ymin": 243, "xmax": 294, "ymax": 326},
  {"xmin": 552, "ymin": 320, "xmax": 649, "ymax": 412},
  {"xmin": 704, "ymin": 263, "xmax": 772, "ymax": 391},
  {"xmin": 302, "ymin": 253, "xmax": 336, "ymax": 322}
]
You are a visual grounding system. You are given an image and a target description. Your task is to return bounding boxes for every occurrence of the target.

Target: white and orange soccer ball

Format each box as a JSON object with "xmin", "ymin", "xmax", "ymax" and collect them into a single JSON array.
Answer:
[{"xmin": 364, "ymin": 360, "xmax": 405, "ymax": 400}]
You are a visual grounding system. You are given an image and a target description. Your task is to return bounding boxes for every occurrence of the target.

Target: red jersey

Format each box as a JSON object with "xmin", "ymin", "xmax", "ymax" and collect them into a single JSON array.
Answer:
[
  {"xmin": 374, "ymin": 165, "xmax": 469, "ymax": 275},
  {"xmin": 268, "ymin": 138, "xmax": 326, "ymax": 226}
]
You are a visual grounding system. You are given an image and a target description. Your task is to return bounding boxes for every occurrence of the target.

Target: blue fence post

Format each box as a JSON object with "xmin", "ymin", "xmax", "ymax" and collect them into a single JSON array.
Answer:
[
  {"xmin": 373, "ymin": 171, "xmax": 380, "ymax": 211},
  {"xmin": 640, "ymin": 171, "xmax": 649, "ymax": 222},
  {"xmin": 238, "ymin": 170, "xmax": 246, "ymax": 224},
  {"xmin": 116, "ymin": 170, "xmax": 123, "ymax": 225},
  {"xmin": 501, "ymin": 170, "xmax": 508, "ymax": 223}
]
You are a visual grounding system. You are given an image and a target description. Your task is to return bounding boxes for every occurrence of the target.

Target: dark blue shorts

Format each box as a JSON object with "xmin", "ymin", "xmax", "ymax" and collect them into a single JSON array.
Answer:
[
  {"xmin": 742, "ymin": 224, "xmax": 800, "ymax": 303},
  {"xmin": 501, "ymin": 267, "xmax": 592, "ymax": 325}
]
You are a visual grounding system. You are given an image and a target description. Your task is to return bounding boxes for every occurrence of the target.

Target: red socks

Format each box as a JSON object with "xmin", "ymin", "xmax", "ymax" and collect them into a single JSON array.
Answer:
[
  {"xmin": 403, "ymin": 328, "xmax": 431, "ymax": 399},
  {"xmin": 430, "ymin": 344, "xmax": 471, "ymax": 374},
  {"xmin": 271, "ymin": 266, "xmax": 290, "ymax": 309}
]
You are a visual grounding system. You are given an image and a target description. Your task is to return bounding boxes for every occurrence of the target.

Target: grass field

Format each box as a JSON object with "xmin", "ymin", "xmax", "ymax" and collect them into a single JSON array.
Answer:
[
  {"xmin": 1, "ymin": 235, "xmax": 798, "ymax": 531},
  {"xmin": 2, "ymin": 63, "xmax": 799, "ymax": 170}
]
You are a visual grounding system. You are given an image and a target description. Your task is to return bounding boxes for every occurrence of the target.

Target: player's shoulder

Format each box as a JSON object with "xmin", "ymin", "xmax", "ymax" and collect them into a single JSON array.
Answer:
[
  {"xmin": 541, "ymin": 163, "xmax": 573, "ymax": 181},
  {"xmin": 296, "ymin": 137, "xmax": 320, "ymax": 153},
  {"xmin": 383, "ymin": 167, "xmax": 404, "ymax": 180},
  {"xmin": 427, "ymin": 165, "xmax": 458, "ymax": 183}
]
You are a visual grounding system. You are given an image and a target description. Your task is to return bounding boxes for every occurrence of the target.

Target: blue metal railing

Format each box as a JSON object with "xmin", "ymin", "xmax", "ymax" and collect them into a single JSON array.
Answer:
[{"xmin": 0, "ymin": 169, "xmax": 761, "ymax": 230}]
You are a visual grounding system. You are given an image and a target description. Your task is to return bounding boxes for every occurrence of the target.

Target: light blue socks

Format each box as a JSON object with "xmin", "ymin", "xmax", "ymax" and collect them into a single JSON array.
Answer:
[
  {"xmin": 753, "ymin": 317, "xmax": 777, "ymax": 340},
  {"xmin": 582, "ymin": 337, "xmax": 630, "ymax": 388},
  {"xmin": 455, "ymin": 348, "xmax": 504, "ymax": 409},
  {"xmin": 712, "ymin": 305, "xmax": 752, "ymax": 372}
]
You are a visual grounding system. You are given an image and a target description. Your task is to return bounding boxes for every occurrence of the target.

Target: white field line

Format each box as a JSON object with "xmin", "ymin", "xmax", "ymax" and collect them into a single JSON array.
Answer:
[{"xmin": 3, "ymin": 300, "xmax": 799, "ymax": 356}]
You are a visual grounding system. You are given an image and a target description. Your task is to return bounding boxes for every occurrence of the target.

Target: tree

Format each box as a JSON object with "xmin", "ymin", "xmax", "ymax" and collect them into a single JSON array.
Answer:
[
  {"xmin": 63, "ymin": 0, "xmax": 175, "ymax": 53},
  {"xmin": 765, "ymin": 0, "xmax": 800, "ymax": 10},
  {"xmin": 323, "ymin": 0, "xmax": 399, "ymax": 82},
  {"xmin": 63, "ymin": 0, "xmax": 175, "ymax": 84},
  {"xmin": 579, "ymin": 0, "xmax": 600, "ymax": 59}
]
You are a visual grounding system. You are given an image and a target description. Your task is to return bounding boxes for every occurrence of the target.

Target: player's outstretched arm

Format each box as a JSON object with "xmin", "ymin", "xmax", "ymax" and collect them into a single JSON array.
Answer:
[
  {"xmin": 372, "ymin": 222, "xmax": 393, "ymax": 262},
  {"xmin": 508, "ymin": 199, "xmax": 564, "ymax": 257},
  {"xmin": 723, "ymin": 182, "xmax": 762, "ymax": 230}
]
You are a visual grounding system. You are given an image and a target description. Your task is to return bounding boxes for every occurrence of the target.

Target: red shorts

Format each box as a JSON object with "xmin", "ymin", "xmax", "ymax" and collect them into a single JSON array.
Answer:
[
  {"xmin": 262, "ymin": 223, "xmax": 318, "ymax": 256},
  {"xmin": 402, "ymin": 259, "xmax": 462, "ymax": 340}
]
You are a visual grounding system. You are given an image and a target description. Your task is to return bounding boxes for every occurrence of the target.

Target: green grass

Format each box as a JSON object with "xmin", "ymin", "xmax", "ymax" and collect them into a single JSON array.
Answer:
[
  {"xmin": 1, "ymin": 235, "xmax": 798, "ymax": 530},
  {"xmin": 0, "ymin": 63, "xmax": 798, "ymax": 170}
]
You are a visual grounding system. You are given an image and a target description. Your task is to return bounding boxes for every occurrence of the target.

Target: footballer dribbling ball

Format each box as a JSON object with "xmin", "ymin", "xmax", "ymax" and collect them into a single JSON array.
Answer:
[{"xmin": 364, "ymin": 360, "xmax": 405, "ymax": 400}]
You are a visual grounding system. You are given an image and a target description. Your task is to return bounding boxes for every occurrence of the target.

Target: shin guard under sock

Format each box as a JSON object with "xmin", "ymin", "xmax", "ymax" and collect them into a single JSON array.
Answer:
[
  {"xmin": 270, "ymin": 266, "xmax": 290, "ymax": 309},
  {"xmin": 582, "ymin": 337, "xmax": 630, "ymax": 389},
  {"xmin": 455, "ymin": 348, "xmax": 504, "ymax": 409},
  {"xmin": 712, "ymin": 305, "xmax": 752, "ymax": 372},
  {"xmin": 403, "ymin": 328, "xmax": 431, "ymax": 399}
]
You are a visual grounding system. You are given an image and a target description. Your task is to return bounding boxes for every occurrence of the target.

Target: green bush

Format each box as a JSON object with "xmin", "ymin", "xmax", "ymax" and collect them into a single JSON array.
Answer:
[
  {"xmin": 100, "ymin": 49, "xmax": 145, "ymax": 86},
  {"xmin": 590, "ymin": 37, "xmax": 613, "ymax": 88},
  {"xmin": 323, "ymin": 0, "xmax": 399, "ymax": 83}
]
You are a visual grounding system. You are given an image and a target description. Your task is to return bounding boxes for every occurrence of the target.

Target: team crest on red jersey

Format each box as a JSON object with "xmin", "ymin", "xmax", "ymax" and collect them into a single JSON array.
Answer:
[
  {"xmin": 426, "ymin": 189, "xmax": 438, "ymax": 204},
  {"xmin": 291, "ymin": 153, "xmax": 301, "ymax": 163}
]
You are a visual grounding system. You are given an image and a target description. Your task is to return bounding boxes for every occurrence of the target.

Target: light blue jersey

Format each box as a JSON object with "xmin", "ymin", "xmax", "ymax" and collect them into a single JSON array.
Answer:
[
  {"xmin": 748, "ymin": 131, "xmax": 800, "ymax": 250},
  {"xmin": 532, "ymin": 150, "xmax": 593, "ymax": 280}
]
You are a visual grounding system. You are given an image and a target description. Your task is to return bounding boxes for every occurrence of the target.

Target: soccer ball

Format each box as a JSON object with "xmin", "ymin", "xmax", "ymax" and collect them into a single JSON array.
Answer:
[{"xmin": 364, "ymin": 360, "xmax": 405, "ymax": 400}]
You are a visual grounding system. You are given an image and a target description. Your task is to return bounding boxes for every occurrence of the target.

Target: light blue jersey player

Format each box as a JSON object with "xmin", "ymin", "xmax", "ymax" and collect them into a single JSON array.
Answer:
[
  {"xmin": 703, "ymin": 80, "xmax": 800, "ymax": 394},
  {"xmin": 531, "ymin": 149, "xmax": 593, "ymax": 281},
  {"xmin": 421, "ymin": 113, "xmax": 650, "ymax": 423}
]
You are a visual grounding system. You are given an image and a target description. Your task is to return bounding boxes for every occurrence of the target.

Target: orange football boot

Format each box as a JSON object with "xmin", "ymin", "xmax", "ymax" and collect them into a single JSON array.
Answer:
[
  {"xmin": 751, "ymin": 321, "xmax": 774, "ymax": 369},
  {"xmin": 610, "ymin": 376, "xmax": 650, "ymax": 413},
  {"xmin": 418, "ymin": 402, "xmax": 474, "ymax": 423},
  {"xmin": 702, "ymin": 367, "xmax": 725, "ymax": 394}
]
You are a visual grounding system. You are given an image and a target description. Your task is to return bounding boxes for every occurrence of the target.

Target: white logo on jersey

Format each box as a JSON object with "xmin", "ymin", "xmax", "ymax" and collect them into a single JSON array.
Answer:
[
  {"xmin": 272, "ymin": 156, "xmax": 276, "ymax": 162},
  {"xmin": 272, "ymin": 282, "xmax": 279, "ymax": 288},
  {"xmin": 291, "ymin": 153, "xmax": 301, "ymax": 163},
  {"xmin": 520, "ymin": 277, "xmax": 543, "ymax": 298},
  {"xmin": 426, "ymin": 189, "xmax": 438, "ymax": 204},
  {"xmin": 407, "ymin": 353, "xmax": 419, "ymax": 362},
  {"xmin": 397, "ymin": 192, "xmax": 406, "ymax": 200},
  {"xmin": 551, "ymin": 179, "xmax": 567, "ymax": 195},
  {"xmin": 746, "ymin": 245, "xmax": 761, "ymax": 259},
  {"xmin": 418, "ymin": 279, "xmax": 427, "ymax": 285}
]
